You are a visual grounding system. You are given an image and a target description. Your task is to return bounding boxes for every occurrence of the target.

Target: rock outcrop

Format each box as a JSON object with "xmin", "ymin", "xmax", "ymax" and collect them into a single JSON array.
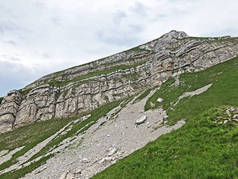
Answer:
[{"xmin": 1, "ymin": 30, "xmax": 238, "ymax": 133}]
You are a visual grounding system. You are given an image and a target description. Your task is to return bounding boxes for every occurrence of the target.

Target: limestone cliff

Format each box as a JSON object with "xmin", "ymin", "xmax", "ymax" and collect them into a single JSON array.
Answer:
[{"xmin": 0, "ymin": 30, "xmax": 238, "ymax": 133}]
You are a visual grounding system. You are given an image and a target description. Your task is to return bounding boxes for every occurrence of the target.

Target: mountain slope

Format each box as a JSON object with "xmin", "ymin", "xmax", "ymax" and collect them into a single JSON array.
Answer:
[
  {"xmin": 94, "ymin": 56, "xmax": 238, "ymax": 178},
  {"xmin": 0, "ymin": 31, "xmax": 238, "ymax": 178}
]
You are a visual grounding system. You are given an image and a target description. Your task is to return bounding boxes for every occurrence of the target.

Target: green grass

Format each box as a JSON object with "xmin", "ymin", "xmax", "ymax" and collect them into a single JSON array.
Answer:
[
  {"xmin": 0, "ymin": 118, "xmax": 73, "ymax": 171},
  {"xmin": 19, "ymin": 88, "xmax": 32, "ymax": 96},
  {"xmin": 133, "ymin": 88, "xmax": 154, "ymax": 104},
  {"xmin": 94, "ymin": 56, "xmax": 238, "ymax": 178},
  {"xmin": 49, "ymin": 62, "xmax": 145, "ymax": 87},
  {"xmin": 0, "ymin": 155, "xmax": 52, "ymax": 179},
  {"xmin": 0, "ymin": 100, "xmax": 121, "ymax": 179},
  {"xmin": 186, "ymin": 36, "xmax": 210, "ymax": 40}
]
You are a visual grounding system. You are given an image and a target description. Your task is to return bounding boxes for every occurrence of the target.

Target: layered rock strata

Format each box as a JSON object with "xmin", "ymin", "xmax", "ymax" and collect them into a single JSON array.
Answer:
[{"xmin": 1, "ymin": 30, "xmax": 238, "ymax": 133}]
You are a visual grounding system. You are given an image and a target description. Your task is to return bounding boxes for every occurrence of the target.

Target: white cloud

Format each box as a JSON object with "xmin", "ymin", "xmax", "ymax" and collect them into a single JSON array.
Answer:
[{"xmin": 0, "ymin": 0, "xmax": 238, "ymax": 96}]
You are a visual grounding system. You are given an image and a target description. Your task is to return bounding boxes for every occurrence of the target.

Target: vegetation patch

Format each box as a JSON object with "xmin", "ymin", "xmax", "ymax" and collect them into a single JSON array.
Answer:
[
  {"xmin": 19, "ymin": 88, "xmax": 32, "ymax": 96},
  {"xmin": 133, "ymin": 88, "xmax": 154, "ymax": 104},
  {"xmin": 0, "ymin": 118, "xmax": 73, "ymax": 171},
  {"xmin": 0, "ymin": 97, "xmax": 3, "ymax": 104},
  {"xmin": 0, "ymin": 155, "xmax": 52, "ymax": 179}
]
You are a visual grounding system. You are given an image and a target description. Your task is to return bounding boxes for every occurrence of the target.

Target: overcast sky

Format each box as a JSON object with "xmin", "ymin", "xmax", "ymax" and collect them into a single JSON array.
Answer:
[{"xmin": 0, "ymin": 0, "xmax": 238, "ymax": 96}]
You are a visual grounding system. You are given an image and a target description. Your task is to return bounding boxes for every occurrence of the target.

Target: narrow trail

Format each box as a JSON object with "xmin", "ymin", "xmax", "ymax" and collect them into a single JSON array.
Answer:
[{"xmin": 23, "ymin": 89, "xmax": 185, "ymax": 179}]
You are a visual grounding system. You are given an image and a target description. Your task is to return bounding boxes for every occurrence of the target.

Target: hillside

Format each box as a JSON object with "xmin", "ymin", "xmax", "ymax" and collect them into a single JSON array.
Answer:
[
  {"xmin": 0, "ymin": 30, "xmax": 238, "ymax": 178},
  {"xmin": 94, "ymin": 56, "xmax": 238, "ymax": 178}
]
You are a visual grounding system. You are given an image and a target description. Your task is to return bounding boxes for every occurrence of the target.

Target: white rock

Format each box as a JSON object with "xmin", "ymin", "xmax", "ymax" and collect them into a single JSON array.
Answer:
[
  {"xmin": 135, "ymin": 115, "xmax": 147, "ymax": 125},
  {"xmin": 66, "ymin": 172, "xmax": 74, "ymax": 179},
  {"xmin": 74, "ymin": 168, "xmax": 81, "ymax": 174},
  {"xmin": 233, "ymin": 114, "xmax": 238, "ymax": 119},
  {"xmin": 0, "ymin": 150, "xmax": 9, "ymax": 157},
  {"xmin": 224, "ymin": 120, "xmax": 228, "ymax": 124},
  {"xmin": 99, "ymin": 157, "xmax": 112, "ymax": 164},
  {"xmin": 108, "ymin": 147, "xmax": 117, "ymax": 156},
  {"xmin": 59, "ymin": 171, "xmax": 68, "ymax": 179},
  {"xmin": 233, "ymin": 119, "xmax": 238, "ymax": 122},
  {"xmin": 82, "ymin": 158, "xmax": 89, "ymax": 163},
  {"xmin": 157, "ymin": 98, "xmax": 163, "ymax": 103}
]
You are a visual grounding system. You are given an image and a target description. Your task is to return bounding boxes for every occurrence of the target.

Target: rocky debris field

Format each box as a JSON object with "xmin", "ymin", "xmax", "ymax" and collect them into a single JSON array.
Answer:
[
  {"xmin": 21, "ymin": 90, "xmax": 185, "ymax": 179},
  {"xmin": 211, "ymin": 106, "xmax": 238, "ymax": 124}
]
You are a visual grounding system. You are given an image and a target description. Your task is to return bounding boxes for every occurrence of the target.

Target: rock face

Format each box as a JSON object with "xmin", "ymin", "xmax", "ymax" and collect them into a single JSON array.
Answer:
[
  {"xmin": 1, "ymin": 30, "xmax": 238, "ymax": 133},
  {"xmin": 0, "ymin": 90, "xmax": 22, "ymax": 132}
]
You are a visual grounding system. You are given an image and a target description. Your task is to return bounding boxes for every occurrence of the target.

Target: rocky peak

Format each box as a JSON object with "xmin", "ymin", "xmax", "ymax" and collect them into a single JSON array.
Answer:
[
  {"xmin": 162, "ymin": 30, "xmax": 188, "ymax": 40},
  {"xmin": 154, "ymin": 30, "xmax": 188, "ymax": 51}
]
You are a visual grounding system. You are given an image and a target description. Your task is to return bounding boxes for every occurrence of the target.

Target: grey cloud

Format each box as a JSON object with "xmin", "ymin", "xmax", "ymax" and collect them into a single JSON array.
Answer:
[
  {"xmin": 51, "ymin": 17, "xmax": 62, "ymax": 26},
  {"xmin": 0, "ymin": 61, "xmax": 34, "ymax": 96},
  {"xmin": 0, "ymin": 22, "xmax": 18, "ymax": 34},
  {"xmin": 130, "ymin": 2, "xmax": 147, "ymax": 17},
  {"xmin": 202, "ymin": 27, "xmax": 238, "ymax": 37},
  {"xmin": 113, "ymin": 11, "xmax": 127, "ymax": 25},
  {"xmin": 96, "ymin": 24, "xmax": 143, "ymax": 46},
  {"xmin": 4, "ymin": 40, "xmax": 17, "ymax": 46}
]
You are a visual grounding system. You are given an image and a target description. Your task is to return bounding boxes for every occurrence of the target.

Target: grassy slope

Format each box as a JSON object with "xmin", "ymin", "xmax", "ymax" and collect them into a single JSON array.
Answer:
[
  {"xmin": 0, "ymin": 100, "xmax": 121, "ymax": 179},
  {"xmin": 0, "ymin": 118, "xmax": 72, "ymax": 171},
  {"xmin": 94, "ymin": 57, "xmax": 238, "ymax": 178}
]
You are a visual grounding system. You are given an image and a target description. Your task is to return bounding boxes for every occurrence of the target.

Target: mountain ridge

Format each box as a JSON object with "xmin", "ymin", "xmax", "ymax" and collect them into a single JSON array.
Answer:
[
  {"xmin": 1, "ymin": 30, "xmax": 238, "ymax": 178},
  {"xmin": 0, "ymin": 30, "xmax": 238, "ymax": 134}
]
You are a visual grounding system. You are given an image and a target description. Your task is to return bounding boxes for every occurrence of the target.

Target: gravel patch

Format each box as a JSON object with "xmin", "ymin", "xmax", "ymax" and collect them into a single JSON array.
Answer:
[{"xmin": 174, "ymin": 84, "xmax": 212, "ymax": 105}]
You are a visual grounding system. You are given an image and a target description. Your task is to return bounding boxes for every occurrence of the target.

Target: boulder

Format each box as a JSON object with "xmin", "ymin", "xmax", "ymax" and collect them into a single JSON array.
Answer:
[
  {"xmin": 82, "ymin": 158, "xmax": 89, "ymax": 163},
  {"xmin": 157, "ymin": 98, "xmax": 164, "ymax": 103},
  {"xmin": 108, "ymin": 147, "xmax": 117, "ymax": 157},
  {"xmin": 233, "ymin": 114, "xmax": 238, "ymax": 119},
  {"xmin": 135, "ymin": 115, "xmax": 147, "ymax": 125}
]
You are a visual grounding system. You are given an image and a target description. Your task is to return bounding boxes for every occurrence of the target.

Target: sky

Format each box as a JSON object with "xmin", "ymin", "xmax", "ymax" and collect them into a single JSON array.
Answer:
[{"xmin": 0, "ymin": 0, "xmax": 238, "ymax": 96}]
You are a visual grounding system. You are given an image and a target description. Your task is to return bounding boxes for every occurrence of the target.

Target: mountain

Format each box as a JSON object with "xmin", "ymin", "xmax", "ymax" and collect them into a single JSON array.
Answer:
[
  {"xmin": 0, "ymin": 30, "xmax": 238, "ymax": 178},
  {"xmin": 1, "ymin": 30, "xmax": 238, "ymax": 133}
]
